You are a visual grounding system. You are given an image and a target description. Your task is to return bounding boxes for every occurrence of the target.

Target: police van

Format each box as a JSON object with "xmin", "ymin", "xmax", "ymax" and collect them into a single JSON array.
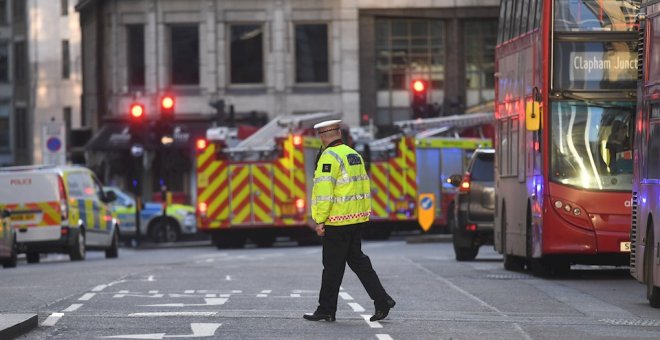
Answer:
[
  {"xmin": 0, "ymin": 209, "xmax": 17, "ymax": 268},
  {"xmin": 0, "ymin": 165, "xmax": 119, "ymax": 263}
]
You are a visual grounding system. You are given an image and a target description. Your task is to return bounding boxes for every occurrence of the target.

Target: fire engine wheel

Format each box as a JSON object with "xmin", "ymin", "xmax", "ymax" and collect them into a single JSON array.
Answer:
[
  {"xmin": 70, "ymin": 229, "xmax": 86, "ymax": 261},
  {"xmin": 26, "ymin": 252, "xmax": 40, "ymax": 264},
  {"xmin": 252, "ymin": 235, "xmax": 275, "ymax": 248},
  {"xmin": 213, "ymin": 233, "xmax": 246, "ymax": 249},
  {"xmin": 1, "ymin": 235, "xmax": 17, "ymax": 268},
  {"xmin": 150, "ymin": 218, "xmax": 180, "ymax": 243},
  {"xmin": 645, "ymin": 226, "xmax": 660, "ymax": 308}
]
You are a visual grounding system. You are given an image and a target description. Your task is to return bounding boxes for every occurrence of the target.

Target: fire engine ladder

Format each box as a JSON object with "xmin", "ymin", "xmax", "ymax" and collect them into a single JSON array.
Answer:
[
  {"xmin": 394, "ymin": 112, "xmax": 494, "ymax": 139},
  {"xmin": 224, "ymin": 111, "xmax": 342, "ymax": 155}
]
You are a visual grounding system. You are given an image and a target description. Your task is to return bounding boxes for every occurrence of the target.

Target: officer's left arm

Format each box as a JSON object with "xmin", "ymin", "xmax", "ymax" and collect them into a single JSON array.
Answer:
[{"xmin": 311, "ymin": 152, "xmax": 339, "ymax": 224}]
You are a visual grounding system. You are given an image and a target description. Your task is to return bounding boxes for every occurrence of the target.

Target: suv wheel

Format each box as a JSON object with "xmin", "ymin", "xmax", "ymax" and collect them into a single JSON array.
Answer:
[{"xmin": 454, "ymin": 245, "xmax": 478, "ymax": 261}]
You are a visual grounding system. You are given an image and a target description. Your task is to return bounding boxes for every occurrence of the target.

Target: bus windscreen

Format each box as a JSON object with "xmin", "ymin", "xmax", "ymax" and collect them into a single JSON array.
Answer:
[{"xmin": 554, "ymin": 0, "xmax": 640, "ymax": 32}]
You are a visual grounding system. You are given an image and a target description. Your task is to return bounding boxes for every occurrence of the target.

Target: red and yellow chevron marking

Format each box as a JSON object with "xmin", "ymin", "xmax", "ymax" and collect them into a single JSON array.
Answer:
[
  {"xmin": 274, "ymin": 136, "xmax": 306, "ymax": 225},
  {"xmin": 369, "ymin": 162, "xmax": 389, "ymax": 219},
  {"xmin": 229, "ymin": 165, "xmax": 251, "ymax": 225},
  {"xmin": 251, "ymin": 164, "xmax": 274, "ymax": 224},
  {"xmin": 196, "ymin": 143, "xmax": 230, "ymax": 229},
  {"xmin": 0, "ymin": 201, "xmax": 61, "ymax": 227},
  {"xmin": 387, "ymin": 137, "xmax": 417, "ymax": 220}
]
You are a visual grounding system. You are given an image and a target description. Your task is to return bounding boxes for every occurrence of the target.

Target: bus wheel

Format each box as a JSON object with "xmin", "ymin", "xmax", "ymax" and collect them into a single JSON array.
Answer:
[
  {"xmin": 502, "ymin": 208, "xmax": 524, "ymax": 271},
  {"xmin": 645, "ymin": 227, "xmax": 660, "ymax": 308}
]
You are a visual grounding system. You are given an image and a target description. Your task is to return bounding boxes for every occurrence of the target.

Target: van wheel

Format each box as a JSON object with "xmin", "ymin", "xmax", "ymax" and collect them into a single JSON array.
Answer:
[
  {"xmin": 2, "ymin": 236, "xmax": 17, "ymax": 268},
  {"xmin": 70, "ymin": 230, "xmax": 86, "ymax": 261},
  {"xmin": 150, "ymin": 218, "xmax": 180, "ymax": 243},
  {"xmin": 105, "ymin": 229, "xmax": 119, "ymax": 259},
  {"xmin": 26, "ymin": 252, "xmax": 40, "ymax": 264},
  {"xmin": 645, "ymin": 227, "xmax": 660, "ymax": 308},
  {"xmin": 454, "ymin": 246, "xmax": 478, "ymax": 261}
]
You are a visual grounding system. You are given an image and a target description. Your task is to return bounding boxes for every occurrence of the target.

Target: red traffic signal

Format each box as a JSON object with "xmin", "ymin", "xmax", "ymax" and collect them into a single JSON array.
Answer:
[
  {"xmin": 412, "ymin": 79, "xmax": 427, "ymax": 93},
  {"xmin": 161, "ymin": 95, "xmax": 175, "ymax": 119},
  {"xmin": 130, "ymin": 103, "xmax": 144, "ymax": 119}
]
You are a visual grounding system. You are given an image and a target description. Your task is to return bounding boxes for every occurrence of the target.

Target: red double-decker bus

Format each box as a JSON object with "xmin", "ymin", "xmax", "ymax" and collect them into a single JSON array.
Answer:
[
  {"xmin": 495, "ymin": 0, "xmax": 639, "ymax": 276},
  {"xmin": 631, "ymin": 0, "xmax": 660, "ymax": 308}
]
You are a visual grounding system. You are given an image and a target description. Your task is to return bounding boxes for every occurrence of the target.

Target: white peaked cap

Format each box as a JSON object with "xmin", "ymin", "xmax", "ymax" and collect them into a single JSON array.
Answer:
[{"xmin": 313, "ymin": 119, "xmax": 342, "ymax": 130}]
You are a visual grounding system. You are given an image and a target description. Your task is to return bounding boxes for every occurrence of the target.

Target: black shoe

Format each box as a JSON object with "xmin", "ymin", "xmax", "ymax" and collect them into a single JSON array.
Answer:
[
  {"xmin": 303, "ymin": 311, "xmax": 336, "ymax": 322},
  {"xmin": 370, "ymin": 298, "xmax": 396, "ymax": 322}
]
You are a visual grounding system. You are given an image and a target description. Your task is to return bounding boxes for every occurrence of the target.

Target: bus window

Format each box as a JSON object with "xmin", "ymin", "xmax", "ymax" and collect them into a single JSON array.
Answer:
[{"xmin": 554, "ymin": 0, "xmax": 640, "ymax": 32}]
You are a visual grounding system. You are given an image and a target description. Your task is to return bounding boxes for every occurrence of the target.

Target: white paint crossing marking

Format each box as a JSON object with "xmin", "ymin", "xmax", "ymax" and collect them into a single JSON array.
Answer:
[
  {"xmin": 376, "ymin": 334, "xmax": 393, "ymax": 340},
  {"xmin": 348, "ymin": 303, "xmax": 365, "ymax": 312},
  {"xmin": 92, "ymin": 284, "xmax": 108, "ymax": 292},
  {"xmin": 143, "ymin": 298, "xmax": 228, "ymax": 307},
  {"xmin": 361, "ymin": 315, "xmax": 383, "ymax": 328},
  {"xmin": 205, "ymin": 294, "xmax": 216, "ymax": 298},
  {"xmin": 147, "ymin": 275, "xmax": 155, "ymax": 282},
  {"xmin": 290, "ymin": 294, "xmax": 301, "ymax": 298},
  {"xmin": 257, "ymin": 290, "xmax": 271, "ymax": 297},
  {"xmin": 225, "ymin": 275, "xmax": 231, "ymax": 281},
  {"xmin": 79, "ymin": 293, "xmax": 96, "ymax": 301},
  {"xmin": 129, "ymin": 312, "xmax": 216, "ymax": 317},
  {"xmin": 63, "ymin": 304, "xmax": 83, "ymax": 312},
  {"xmin": 42, "ymin": 313, "xmax": 64, "ymax": 327},
  {"xmin": 256, "ymin": 294, "xmax": 267, "ymax": 297},
  {"xmin": 114, "ymin": 292, "xmax": 164, "ymax": 298},
  {"xmin": 103, "ymin": 322, "xmax": 222, "ymax": 339},
  {"xmin": 339, "ymin": 292, "xmax": 353, "ymax": 301},
  {"xmin": 149, "ymin": 290, "xmax": 159, "ymax": 294},
  {"xmin": 220, "ymin": 294, "xmax": 230, "ymax": 298},
  {"xmin": 185, "ymin": 290, "xmax": 194, "ymax": 294}
]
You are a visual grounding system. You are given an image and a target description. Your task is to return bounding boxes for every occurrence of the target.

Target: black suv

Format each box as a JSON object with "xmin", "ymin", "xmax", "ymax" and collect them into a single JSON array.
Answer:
[{"xmin": 449, "ymin": 149, "xmax": 495, "ymax": 261}]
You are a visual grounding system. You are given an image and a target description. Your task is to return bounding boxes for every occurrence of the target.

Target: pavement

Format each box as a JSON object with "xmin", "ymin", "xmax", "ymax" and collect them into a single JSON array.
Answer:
[
  {"xmin": 405, "ymin": 233, "xmax": 452, "ymax": 244},
  {"xmin": 0, "ymin": 314, "xmax": 38, "ymax": 339}
]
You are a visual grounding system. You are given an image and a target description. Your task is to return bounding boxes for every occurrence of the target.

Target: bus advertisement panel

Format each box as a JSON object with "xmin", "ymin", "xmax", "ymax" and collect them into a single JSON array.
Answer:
[{"xmin": 494, "ymin": 0, "xmax": 639, "ymax": 276}]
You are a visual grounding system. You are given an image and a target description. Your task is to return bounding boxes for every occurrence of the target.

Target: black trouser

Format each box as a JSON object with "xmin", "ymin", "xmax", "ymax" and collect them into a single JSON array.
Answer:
[{"xmin": 318, "ymin": 223, "xmax": 390, "ymax": 314}]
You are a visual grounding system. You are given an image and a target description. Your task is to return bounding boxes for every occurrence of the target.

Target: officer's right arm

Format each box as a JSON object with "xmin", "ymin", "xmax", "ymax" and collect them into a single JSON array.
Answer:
[{"xmin": 311, "ymin": 153, "xmax": 338, "ymax": 224}]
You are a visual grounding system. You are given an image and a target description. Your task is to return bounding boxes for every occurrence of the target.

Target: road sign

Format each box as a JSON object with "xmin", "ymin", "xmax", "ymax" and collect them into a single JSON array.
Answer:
[
  {"xmin": 42, "ymin": 122, "xmax": 66, "ymax": 165},
  {"xmin": 417, "ymin": 193, "xmax": 435, "ymax": 232}
]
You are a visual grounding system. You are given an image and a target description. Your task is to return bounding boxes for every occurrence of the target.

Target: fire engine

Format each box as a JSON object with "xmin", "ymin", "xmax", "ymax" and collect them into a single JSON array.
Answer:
[{"xmin": 195, "ymin": 112, "xmax": 493, "ymax": 248}]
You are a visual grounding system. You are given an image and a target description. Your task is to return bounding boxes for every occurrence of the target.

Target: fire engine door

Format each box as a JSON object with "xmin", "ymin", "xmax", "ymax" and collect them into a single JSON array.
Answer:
[{"xmin": 228, "ymin": 164, "xmax": 275, "ymax": 225}]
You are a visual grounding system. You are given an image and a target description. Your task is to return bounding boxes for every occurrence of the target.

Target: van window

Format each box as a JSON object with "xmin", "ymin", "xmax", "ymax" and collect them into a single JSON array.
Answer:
[
  {"xmin": 67, "ymin": 173, "xmax": 96, "ymax": 199},
  {"xmin": 471, "ymin": 153, "xmax": 494, "ymax": 181}
]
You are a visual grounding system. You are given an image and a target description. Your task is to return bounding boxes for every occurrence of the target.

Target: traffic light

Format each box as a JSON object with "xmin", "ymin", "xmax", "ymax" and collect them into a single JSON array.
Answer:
[
  {"xmin": 411, "ymin": 79, "xmax": 429, "ymax": 118},
  {"xmin": 129, "ymin": 102, "xmax": 145, "ymax": 132},
  {"xmin": 159, "ymin": 95, "xmax": 175, "ymax": 146}
]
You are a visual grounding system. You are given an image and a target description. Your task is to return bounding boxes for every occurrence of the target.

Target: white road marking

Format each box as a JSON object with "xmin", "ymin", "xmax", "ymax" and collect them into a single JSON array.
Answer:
[
  {"xmin": 129, "ymin": 312, "xmax": 217, "ymax": 317},
  {"xmin": 348, "ymin": 303, "xmax": 365, "ymax": 312},
  {"xmin": 147, "ymin": 275, "xmax": 155, "ymax": 282},
  {"xmin": 205, "ymin": 294, "xmax": 216, "ymax": 298},
  {"xmin": 63, "ymin": 304, "xmax": 83, "ymax": 312},
  {"xmin": 261, "ymin": 290, "xmax": 272, "ymax": 293},
  {"xmin": 79, "ymin": 293, "xmax": 96, "ymax": 301},
  {"xmin": 92, "ymin": 284, "xmax": 107, "ymax": 292},
  {"xmin": 103, "ymin": 322, "xmax": 221, "ymax": 339},
  {"xmin": 376, "ymin": 335, "xmax": 393, "ymax": 340},
  {"xmin": 225, "ymin": 275, "xmax": 231, "ymax": 281},
  {"xmin": 220, "ymin": 294, "xmax": 230, "ymax": 298},
  {"xmin": 185, "ymin": 290, "xmax": 195, "ymax": 294},
  {"xmin": 143, "ymin": 298, "xmax": 228, "ymax": 307},
  {"xmin": 114, "ymin": 292, "xmax": 164, "ymax": 298},
  {"xmin": 339, "ymin": 292, "xmax": 353, "ymax": 301},
  {"xmin": 256, "ymin": 294, "xmax": 268, "ymax": 297},
  {"xmin": 149, "ymin": 290, "xmax": 158, "ymax": 294},
  {"xmin": 290, "ymin": 294, "xmax": 301, "ymax": 297},
  {"xmin": 361, "ymin": 315, "xmax": 383, "ymax": 328},
  {"xmin": 42, "ymin": 313, "xmax": 64, "ymax": 327}
]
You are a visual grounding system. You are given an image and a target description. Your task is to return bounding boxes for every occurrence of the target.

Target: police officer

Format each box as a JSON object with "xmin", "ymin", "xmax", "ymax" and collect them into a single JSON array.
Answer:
[{"xmin": 304, "ymin": 119, "xmax": 395, "ymax": 322}]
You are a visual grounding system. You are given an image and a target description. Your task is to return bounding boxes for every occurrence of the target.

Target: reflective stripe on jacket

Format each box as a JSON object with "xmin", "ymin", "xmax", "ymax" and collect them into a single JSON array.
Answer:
[{"xmin": 311, "ymin": 143, "xmax": 371, "ymax": 226}]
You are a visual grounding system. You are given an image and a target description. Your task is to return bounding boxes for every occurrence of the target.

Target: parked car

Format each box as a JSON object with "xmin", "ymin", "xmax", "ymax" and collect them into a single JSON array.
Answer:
[
  {"xmin": 103, "ymin": 186, "xmax": 196, "ymax": 243},
  {"xmin": 448, "ymin": 149, "xmax": 495, "ymax": 261},
  {"xmin": 0, "ymin": 165, "xmax": 119, "ymax": 263},
  {"xmin": 0, "ymin": 209, "xmax": 17, "ymax": 268}
]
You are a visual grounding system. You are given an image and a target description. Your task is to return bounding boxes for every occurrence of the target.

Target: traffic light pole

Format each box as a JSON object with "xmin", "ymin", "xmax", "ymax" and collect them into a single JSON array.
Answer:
[{"xmin": 133, "ymin": 153, "xmax": 143, "ymax": 247}]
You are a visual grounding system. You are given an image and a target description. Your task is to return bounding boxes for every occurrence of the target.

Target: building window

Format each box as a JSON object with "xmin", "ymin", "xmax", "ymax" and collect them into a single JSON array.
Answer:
[
  {"xmin": 13, "ymin": 0, "xmax": 24, "ymax": 23},
  {"xmin": 464, "ymin": 20, "xmax": 497, "ymax": 108},
  {"xmin": 61, "ymin": 0, "xmax": 68, "ymax": 16},
  {"xmin": 0, "ymin": 0, "xmax": 7, "ymax": 25},
  {"xmin": 127, "ymin": 25, "xmax": 145, "ymax": 88},
  {"xmin": 0, "ymin": 42, "xmax": 7, "ymax": 82},
  {"xmin": 62, "ymin": 40, "xmax": 70, "ymax": 79},
  {"xmin": 14, "ymin": 41, "xmax": 26, "ymax": 83},
  {"xmin": 170, "ymin": 25, "xmax": 199, "ymax": 85},
  {"xmin": 14, "ymin": 106, "xmax": 26, "ymax": 150},
  {"xmin": 295, "ymin": 24, "xmax": 329, "ymax": 83},
  {"xmin": 230, "ymin": 24, "xmax": 263, "ymax": 84},
  {"xmin": 0, "ymin": 101, "xmax": 8, "ymax": 151}
]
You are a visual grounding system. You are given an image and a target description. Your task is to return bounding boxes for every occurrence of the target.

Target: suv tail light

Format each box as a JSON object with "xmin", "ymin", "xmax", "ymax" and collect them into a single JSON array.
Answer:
[
  {"xmin": 57, "ymin": 175, "xmax": 69, "ymax": 220},
  {"xmin": 459, "ymin": 173, "xmax": 472, "ymax": 193}
]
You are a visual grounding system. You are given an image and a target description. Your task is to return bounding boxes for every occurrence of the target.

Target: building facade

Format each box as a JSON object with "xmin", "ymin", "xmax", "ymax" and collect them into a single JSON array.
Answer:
[
  {"xmin": 76, "ymin": 0, "xmax": 498, "ymax": 203},
  {"xmin": 0, "ymin": 0, "xmax": 83, "ymax": 166}
]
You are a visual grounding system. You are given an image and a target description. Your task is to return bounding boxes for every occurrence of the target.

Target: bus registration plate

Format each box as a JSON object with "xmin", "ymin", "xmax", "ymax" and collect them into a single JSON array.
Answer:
[{"xmin": 620, "ymin": 242, "xmax": 631, "ymax": 252}]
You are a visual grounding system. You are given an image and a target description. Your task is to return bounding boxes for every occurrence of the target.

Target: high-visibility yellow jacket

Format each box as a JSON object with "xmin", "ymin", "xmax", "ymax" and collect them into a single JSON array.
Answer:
[{"xmin": 311, "ymin": 143, "xmax": 371, "ymax": 226}]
